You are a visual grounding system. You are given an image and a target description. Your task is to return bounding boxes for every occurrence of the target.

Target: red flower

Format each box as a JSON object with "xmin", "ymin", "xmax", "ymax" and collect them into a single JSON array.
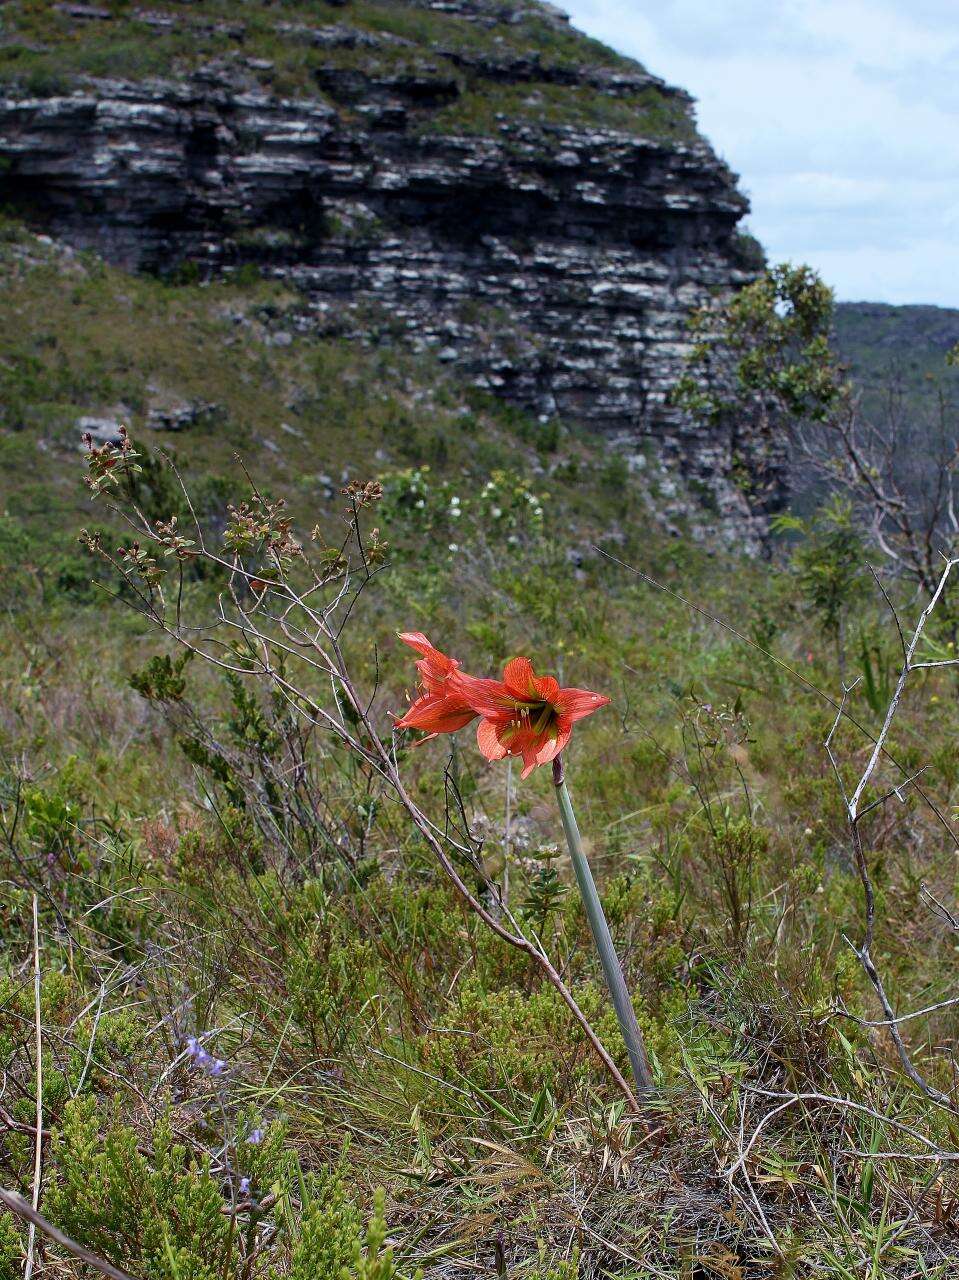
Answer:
[
  {"xmin": 395, "ymin": 637, "xmax": 609, "ymax": 776},
  {"xmin": 398, "ymin": 632, "xmax": 460, "ymax": 694},
  {"xmin": 461, "ymin": 656, "xmax": 610, "ymax": 779},
  {"xmin": 394, "ymin": 632, "xmax": 478, "ymax": 739}
]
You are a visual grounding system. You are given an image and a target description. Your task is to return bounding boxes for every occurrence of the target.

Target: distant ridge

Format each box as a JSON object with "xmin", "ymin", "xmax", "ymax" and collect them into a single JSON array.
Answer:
[{"xmin": 834, "ymin": 301, "xmax": 959, "ymax": 411}]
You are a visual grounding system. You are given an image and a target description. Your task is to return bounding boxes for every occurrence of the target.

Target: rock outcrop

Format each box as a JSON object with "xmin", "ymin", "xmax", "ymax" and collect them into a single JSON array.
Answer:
[{"xmin": 0, "ymin": 0, "xmax": 784, "ymax": 544}]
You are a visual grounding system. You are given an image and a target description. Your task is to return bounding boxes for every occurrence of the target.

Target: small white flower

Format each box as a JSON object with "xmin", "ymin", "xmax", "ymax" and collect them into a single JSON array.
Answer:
[
  {"xmin": 533, "ymin": 507, "xmax": 543, "ymax": 518},
  {"xmin": 507, "ymin": 535, "xmax": 519, "ymax": 545},
  {"xmin": 449, "ymin": 496, "xmax": 460, "ymax": 506},
  {"xmin": 450, "ymin": 507, "xmax": 461, "ymax": 518},
  {"xmin": 415, "ymin": 498, "xmax": 425, "ymax": 509},
  {"xmin": 448, "ymin": 543, "xmax": 458, "ymax": 552},
  {"xmin": 491, "ymin": 506, "xmax": 502, "ymax": 518}
]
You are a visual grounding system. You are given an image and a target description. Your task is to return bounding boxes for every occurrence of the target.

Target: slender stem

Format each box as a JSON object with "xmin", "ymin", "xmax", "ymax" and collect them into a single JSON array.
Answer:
[
  {"xmin": 26, "ymin": 894, "xmax": 42, "ymax": 1280},
  {"xmin": 503, "ymin": 759, "xmax": 512, "ymax": 909},
  {"xmin": 552, "ymin": 756, "xmax": 655, "ymax": 1097}
]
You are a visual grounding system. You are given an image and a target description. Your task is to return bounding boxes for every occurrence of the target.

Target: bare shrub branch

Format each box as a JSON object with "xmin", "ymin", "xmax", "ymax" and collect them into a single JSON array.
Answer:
[{"xmin": 828, "ymin": 559, "xmax": 959, "ymax": 1109}]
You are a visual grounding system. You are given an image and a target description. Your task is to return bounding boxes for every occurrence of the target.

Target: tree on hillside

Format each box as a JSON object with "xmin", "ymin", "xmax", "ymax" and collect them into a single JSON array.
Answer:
[{"xmin": 678, "ymin": 264, "xmax": 959, "ymax": 601}]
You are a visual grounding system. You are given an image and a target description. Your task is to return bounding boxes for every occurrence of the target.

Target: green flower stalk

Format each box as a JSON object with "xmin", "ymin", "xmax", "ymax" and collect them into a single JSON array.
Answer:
[
  {"xmin": 392, "ymin": 637, "xmax": 654, "ymax": 1100},
  {"xmin": 552, "ymin": 755, "xmax": 655, "ymax": 1098}
]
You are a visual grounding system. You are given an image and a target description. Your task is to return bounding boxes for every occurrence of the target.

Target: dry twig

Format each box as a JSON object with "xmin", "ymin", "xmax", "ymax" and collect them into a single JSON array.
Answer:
[
  {"xmin": 825, "ymin": 560, "xmax": 959, "ymax": 1108},
  {"xmin": 25, "ymin": 894, "xmax": 42, "ymax": 1280},
  {"xmin": 0, "ymin": 1187, "xmax": 140, "ymax": 1280}
]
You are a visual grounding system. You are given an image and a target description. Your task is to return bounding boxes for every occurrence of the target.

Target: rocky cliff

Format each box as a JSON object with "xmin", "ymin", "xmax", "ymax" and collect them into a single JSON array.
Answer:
[{"xmin": 0, "ymin": 0, "xmax": 782, "ymax": 543}]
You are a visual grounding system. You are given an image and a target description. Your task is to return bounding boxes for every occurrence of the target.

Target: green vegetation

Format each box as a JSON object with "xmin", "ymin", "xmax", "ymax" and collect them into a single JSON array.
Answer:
[
  {"xmin": 2, "ymin": 227, "xmax": 959, "ymax": 1277},
  {"xmin": 675, "ymin": 261, "xmax": 842, "ymax": 428},
  {"xmin": 773, "ymin": 496, "xmax": 868, "ymax": 670},
  {"xmin": 423, "ymin": 82, "xmax": 695, "ymax": 141},
  {"xmin": 834, "ymin": 300, "xmax": 959, "ymax": 420},
  {"xmin": 0, "ymin": 225, "xmax": 612, "ymax": 601},
  {"xmin": 679, "ymin": 262, "xmax": 959, "ymax": 600},
  {"xmin": 0, "ymin": 0, "xmax": 690, "ymax": 143}
]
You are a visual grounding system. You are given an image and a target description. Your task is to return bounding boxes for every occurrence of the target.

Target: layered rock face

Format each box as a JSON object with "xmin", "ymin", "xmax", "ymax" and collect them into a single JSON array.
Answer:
[{"xmin": 0, "ymin": 0, "xmax": 783, "ymax": 542}]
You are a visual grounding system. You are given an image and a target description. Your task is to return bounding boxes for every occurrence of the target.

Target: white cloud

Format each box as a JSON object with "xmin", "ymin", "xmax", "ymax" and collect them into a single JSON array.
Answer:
[{"xmin": 562, "ymin": 1, "xmax": 959, "ymax": 306}]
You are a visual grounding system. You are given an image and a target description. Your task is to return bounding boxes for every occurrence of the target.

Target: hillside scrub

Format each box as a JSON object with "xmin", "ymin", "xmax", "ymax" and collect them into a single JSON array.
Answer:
[
  {"xmin": 2, "ymin": 231, "xmax": 959, "ymax": 1274},
  {"xmin": 2, "ymin": 433, "xmax": 959, "ymax": 1275}
]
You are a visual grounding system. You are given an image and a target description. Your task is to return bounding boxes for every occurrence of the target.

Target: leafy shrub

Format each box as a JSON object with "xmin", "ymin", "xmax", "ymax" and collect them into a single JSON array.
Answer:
[{"xmin": 43, "ymin": 1101, "xmax": 408, "ymax": 1280}]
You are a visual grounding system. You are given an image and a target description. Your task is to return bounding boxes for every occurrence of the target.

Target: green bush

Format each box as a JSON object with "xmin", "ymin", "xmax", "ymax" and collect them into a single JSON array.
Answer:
[{"xmin": 43, "ymin": 1102, "xmax": 408, "ymax": 1280}]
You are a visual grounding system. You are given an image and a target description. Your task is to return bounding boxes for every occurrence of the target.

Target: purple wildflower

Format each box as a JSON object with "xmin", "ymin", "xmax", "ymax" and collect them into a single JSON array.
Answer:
[
  {"xmin": 184, "ymin": 1038, "xmax": 227, "ymax": 1076},
  {"xmin": 239, "ymin": 1177, "xmax": 251, "ymax": 1196},
  {"xmin": 247, "ymin": 1128, "xmax": 264, "ymax": 1146}
]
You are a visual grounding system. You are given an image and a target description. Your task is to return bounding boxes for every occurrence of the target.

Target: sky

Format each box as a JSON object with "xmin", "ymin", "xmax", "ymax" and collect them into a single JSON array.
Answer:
[{"xmin": 562, "ymin": 0, "xmax": 959, "ymax": 307}]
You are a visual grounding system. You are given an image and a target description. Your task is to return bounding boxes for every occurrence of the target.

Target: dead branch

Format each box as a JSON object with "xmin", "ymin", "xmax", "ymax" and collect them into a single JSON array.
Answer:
[
  {"xmin": 0, "ymin": 1187, "xmax": 140, "ymax": 1280},
  {"xmin": 828, "ymin": 559, "xmax": 959, "ymax": 1108}
]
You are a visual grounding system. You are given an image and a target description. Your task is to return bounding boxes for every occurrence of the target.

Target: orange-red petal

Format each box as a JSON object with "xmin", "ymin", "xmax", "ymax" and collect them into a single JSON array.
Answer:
[
  {"xmin": 399, "ymin": 632, "xmax": 463, "ymax": 695},
  {"xmin": 517, "ymin": 725, "xmax": 570, "ymax": 778},
  {"xmin": 535, "ymin": 725, "xmax": 570, "ymax": 765},
  {"xmin": 501, "ymin": 655, "xmax": 562, "ymax": 705},
  {"xmin": 397, "ymin": 636, "xmax": 609, "ymax": 771},
  {"xmin": 398, "ymin": 631, "xmax": 434, "ymax": 657},
  {"xmin": 553, "ymin": 687, "xmax": 611, "ymax": 722},
  {"xmin": 477, "ymin": 717, "xmax": 509, "ymax": 761},
  {"xmin": 452, "ymin": 672, "xmax": 512, "ymax": 717},
  {"xmin": 501, "ymin": 656, "xmax": 538, "ymax": 701},
  {"xmin": 396, "ymin": 692, "xmax": 476, "ymax": 735}
]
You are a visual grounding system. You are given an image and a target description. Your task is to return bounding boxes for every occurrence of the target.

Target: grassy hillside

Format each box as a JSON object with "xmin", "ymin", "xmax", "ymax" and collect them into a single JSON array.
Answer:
[
  {"xmin": 834, "ymin": 300, "xmax": 959, "ymax": 417},
  {"xmin": 1, "ymin": 218, "xmax": 665, "ymax": 591},
  {"xmin": 0, "ymin": 0, "xmax": 696, "ymax": 142},
  {"xmin": 1, "ymin": 219, "xmax": 959, "ymax": 1276},
  {"xmin": 779, "ymin": 301, "xmax": 959, "ymax": 516}
]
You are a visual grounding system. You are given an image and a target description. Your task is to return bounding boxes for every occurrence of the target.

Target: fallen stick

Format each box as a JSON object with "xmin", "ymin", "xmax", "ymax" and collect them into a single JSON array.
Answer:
[{"xmin": 0, "ymin": 1187, "xmax": 140, "ymax": 1280}]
